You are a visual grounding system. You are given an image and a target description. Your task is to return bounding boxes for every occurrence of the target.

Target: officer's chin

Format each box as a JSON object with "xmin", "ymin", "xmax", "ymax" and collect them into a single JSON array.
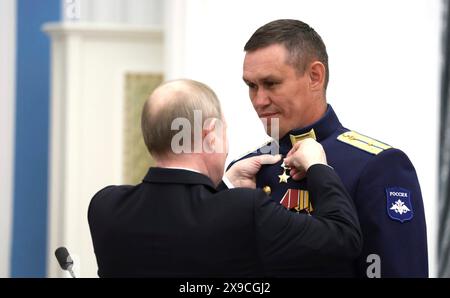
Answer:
[{"xmin": 259, "ymin": 116, "xmax": 283, "ymax": 138}]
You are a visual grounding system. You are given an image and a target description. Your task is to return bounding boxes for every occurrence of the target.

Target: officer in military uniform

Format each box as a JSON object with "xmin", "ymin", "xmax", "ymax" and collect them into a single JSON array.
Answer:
[{"xmin": 231, "ymin": 19, "xmax": 428, "ymax": 277}]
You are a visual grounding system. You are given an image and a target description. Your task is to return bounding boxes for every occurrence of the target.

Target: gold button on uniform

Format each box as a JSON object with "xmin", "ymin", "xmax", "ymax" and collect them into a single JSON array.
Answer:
[{"xmin": 263, "ymin": 186, "xmax": 271, "ymax": 195}]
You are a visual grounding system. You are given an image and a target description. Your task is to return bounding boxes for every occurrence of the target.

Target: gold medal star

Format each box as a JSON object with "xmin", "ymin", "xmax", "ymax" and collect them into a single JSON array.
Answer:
[{"xmin": 278, "ymin": 171, "xmax": 290, "ymax": 183}]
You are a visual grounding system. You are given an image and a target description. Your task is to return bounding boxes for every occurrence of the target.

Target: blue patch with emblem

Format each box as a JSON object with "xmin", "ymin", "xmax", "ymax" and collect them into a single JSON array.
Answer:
[{"xmin": 386, "ymin": 187, "xmax": 413, "ymax": 223}]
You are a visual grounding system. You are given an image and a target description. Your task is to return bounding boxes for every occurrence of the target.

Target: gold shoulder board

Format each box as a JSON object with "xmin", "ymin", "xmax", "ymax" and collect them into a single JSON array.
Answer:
[{"xmin": 337, "ymin": 131, "xmax": 392, "ymax": 155}]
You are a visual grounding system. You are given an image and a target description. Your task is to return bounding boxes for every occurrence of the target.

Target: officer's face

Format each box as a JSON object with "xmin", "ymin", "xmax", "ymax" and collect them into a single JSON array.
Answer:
[{"xmin": 243, "ymin": 44, "xmax": 319, "ymax": 138}]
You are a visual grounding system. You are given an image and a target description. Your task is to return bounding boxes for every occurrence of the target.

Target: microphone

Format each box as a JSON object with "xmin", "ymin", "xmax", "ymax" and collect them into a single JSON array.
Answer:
[{"xmin": 55, "ymin": 247, "xmax": 76, "ymax": 278}]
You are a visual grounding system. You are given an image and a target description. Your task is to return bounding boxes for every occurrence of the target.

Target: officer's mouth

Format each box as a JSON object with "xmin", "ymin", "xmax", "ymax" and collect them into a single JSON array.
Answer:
[{"xmin": 259, "ymin": 112, "xmax": 279, "ymax": 118}]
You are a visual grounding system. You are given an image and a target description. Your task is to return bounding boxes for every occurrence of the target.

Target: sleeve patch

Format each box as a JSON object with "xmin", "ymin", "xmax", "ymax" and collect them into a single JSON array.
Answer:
[{"xmin": 386, "ymin": 187, "xmax": 414, "ymax": 223}]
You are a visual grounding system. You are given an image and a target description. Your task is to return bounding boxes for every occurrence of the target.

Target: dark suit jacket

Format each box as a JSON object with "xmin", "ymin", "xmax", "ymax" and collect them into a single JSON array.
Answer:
[{"xmin": 88, "ymin": 164, "xmax": 362, "ymax": 277}]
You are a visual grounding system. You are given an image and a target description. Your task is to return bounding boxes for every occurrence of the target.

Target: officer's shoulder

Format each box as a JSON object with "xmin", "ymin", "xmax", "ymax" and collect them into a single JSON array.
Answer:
[
  {"xmin": 336, "ymin": 130, "xmax": 394, "ymax": 156},
  {"xmin": 336, "ymin": 130, "xmax": 416, "ymax": 171}
]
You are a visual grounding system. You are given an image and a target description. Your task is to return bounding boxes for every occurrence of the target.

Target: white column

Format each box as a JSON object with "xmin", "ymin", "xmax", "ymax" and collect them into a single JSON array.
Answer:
[
  {"xmin": 163, "ymin": 0, "xmax": 187, "ymax": 79},
  {"xmin": 90, "ymin": 0, "xmax": 123, "ymax": 23},
  {"xmin": 62, "ymin": 0, "xmax": 163, "ymax": 25},
  {"xmin": 123, "ymin": 0, "xmax": 163, "ymax": 25},
  {"xmin": 0, "ymin": 0, "xmax": 16, "ymax": 278},
  {"xmin": 62, "ymin": 0, "xmax": 128, "ymax": 23}
]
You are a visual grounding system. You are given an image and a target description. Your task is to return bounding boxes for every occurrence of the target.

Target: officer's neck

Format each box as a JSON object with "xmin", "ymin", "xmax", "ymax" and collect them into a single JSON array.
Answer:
[{"xmin": 279, "ymin": 101, "xmax": 327, "ymax": 139}]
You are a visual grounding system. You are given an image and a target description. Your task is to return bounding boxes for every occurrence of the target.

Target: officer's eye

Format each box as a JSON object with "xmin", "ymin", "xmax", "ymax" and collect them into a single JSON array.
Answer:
[
  {"xmin": 263, "ymin": 81, "xmax": 279, "ymax": 89},
  {"xmin": 245, "ymin": 81, "xmax": 257, "ymax": 90}
]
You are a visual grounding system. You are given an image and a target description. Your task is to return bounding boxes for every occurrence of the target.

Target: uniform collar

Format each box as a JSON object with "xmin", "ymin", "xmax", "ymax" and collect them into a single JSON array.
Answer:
[
  {"xmin": 278, "ymin": 104, "xmax": 341, "ymax": 152},
  {"xmin": 143, "ymin": 167, "xmax": 217, "ymax": 192}
]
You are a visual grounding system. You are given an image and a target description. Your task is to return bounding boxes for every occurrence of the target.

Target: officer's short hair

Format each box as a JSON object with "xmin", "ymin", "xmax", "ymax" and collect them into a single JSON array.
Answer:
[
  {"xmin": 244, "ymin": 19, "xmax": 329, "ymax": 91},
  {"xmin": 141, "ymin": 79, "xmax": 222, "ymax": 156}
]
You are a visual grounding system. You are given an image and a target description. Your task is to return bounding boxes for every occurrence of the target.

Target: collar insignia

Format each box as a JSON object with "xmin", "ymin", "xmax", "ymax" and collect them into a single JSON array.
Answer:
[{"xmin": 290, "ymin": 129, "xmax": 317, "ymax": 147}]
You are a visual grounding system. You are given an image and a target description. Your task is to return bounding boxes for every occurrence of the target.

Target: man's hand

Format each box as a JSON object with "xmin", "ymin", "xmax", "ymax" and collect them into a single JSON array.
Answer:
[
  {"xmin": 284, "ymin": 139, "xmax": 328, "ymax": 180},
  {"xmin": 225, "ymin": 154, "xmax": 282, "ymax": 188}
]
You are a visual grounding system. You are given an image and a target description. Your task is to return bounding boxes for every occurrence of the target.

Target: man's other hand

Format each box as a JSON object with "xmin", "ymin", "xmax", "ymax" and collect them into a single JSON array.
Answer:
[
  {"xmin": 284, "ymin": 139, "xmax": 328, "ymax": 181},
  {"xmin": 225, "ymin": 154, "xmax": 282, "ymax": 188}
]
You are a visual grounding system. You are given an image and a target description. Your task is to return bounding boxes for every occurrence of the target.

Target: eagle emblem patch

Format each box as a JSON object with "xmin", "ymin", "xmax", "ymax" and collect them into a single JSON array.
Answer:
[{"xmin": 386, "ymin": 187, "xmax": 413, "ymax": 223}]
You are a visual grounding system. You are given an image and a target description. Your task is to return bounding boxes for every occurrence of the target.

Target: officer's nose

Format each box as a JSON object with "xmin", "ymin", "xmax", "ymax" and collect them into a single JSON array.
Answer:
[{"xmin": 251, "ymin": 88, "xmax": 271, "ymax": 110}]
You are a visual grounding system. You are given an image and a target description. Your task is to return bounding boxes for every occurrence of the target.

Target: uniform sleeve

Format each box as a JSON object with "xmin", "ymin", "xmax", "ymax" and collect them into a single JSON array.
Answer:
[
  {"xmin": 354, "ymin": 148, "xmax": 428, "ymax": 277},
  {"xmin": 254, "ymin": 164, "xmax": 362, "ymax": 274}
]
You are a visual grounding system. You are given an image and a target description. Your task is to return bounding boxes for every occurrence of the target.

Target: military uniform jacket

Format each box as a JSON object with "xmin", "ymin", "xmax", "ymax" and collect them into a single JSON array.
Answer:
[
  {"xmin": 88, "ymin": 165, "xmax": 362, "ymax": 277},
  {"xmin": 232, "ymin": 105, "xmax": 428, "ymax": 277}
]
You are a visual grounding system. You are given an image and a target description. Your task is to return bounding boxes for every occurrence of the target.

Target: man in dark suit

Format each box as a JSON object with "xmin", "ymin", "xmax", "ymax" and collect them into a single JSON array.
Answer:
[{"xmin": 88, "ymin": 79, "xmax": 362, "ymax": 277}]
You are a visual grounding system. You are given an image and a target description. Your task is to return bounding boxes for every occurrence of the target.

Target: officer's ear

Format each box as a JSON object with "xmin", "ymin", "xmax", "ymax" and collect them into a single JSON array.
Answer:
[{"xmin": 308, "ymin": 61, "xmax": 326, "ymax": 92}]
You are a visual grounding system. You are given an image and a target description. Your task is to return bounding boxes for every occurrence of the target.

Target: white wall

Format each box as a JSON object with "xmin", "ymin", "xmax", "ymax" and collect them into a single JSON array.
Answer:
[
  {"xmin": 61, "ymin": 0, "xmax": 163, "ymax": 25},
  {"xmin": 0, "ymin": 0, "xmax": 16, "ymax": 278},
  {"xmin": 163, "ymin": 0, "xmax": 441, "ymax": 277}
]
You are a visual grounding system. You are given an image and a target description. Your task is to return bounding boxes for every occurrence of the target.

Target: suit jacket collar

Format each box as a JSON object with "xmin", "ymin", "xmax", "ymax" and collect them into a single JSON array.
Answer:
[{"xmin": 143, "ymin": 167, "xmax": 217, "ymax": 192}]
